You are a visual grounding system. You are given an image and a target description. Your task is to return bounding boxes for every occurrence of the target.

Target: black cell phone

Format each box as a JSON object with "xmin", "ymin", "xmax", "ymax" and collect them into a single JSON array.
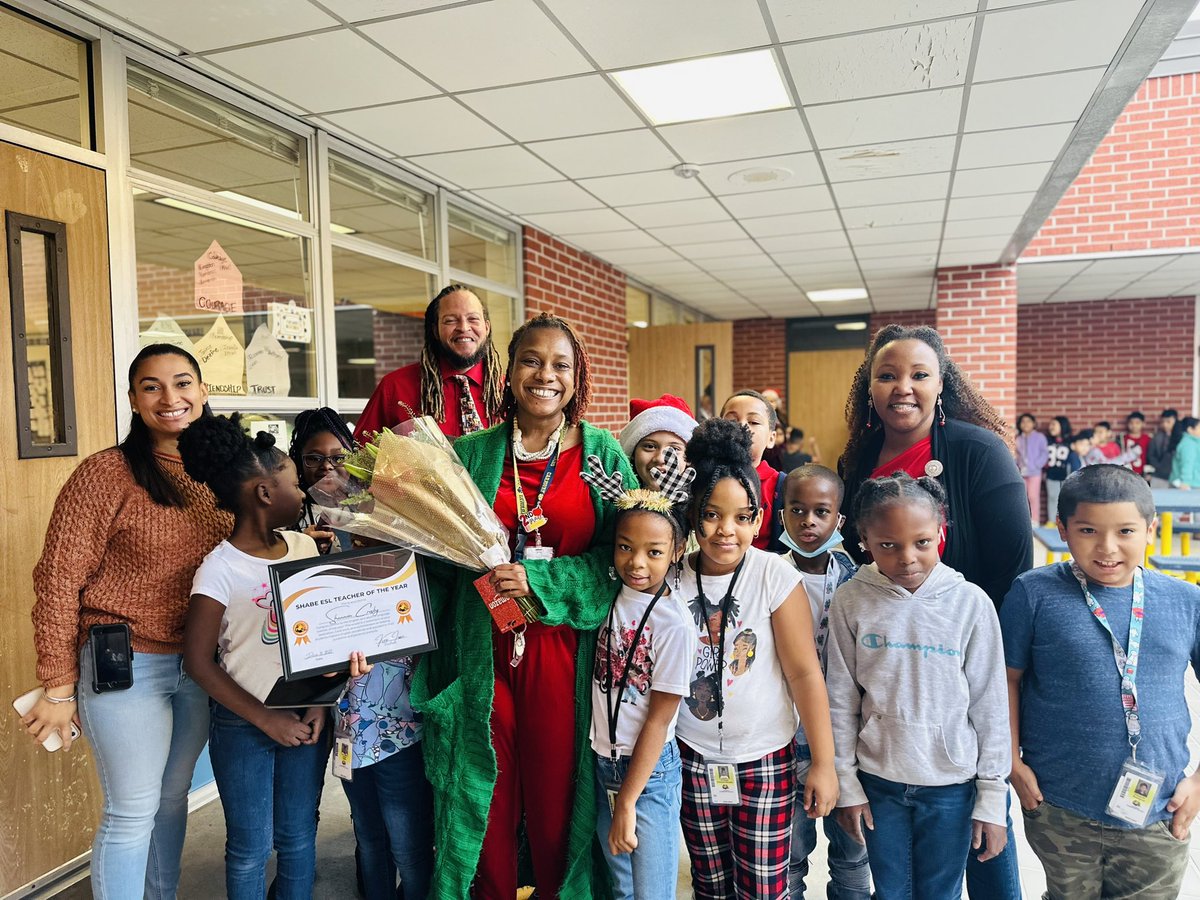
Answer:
[{"xmin": 89, "ymin": 623, "xmax": 134, "ymax": 693}]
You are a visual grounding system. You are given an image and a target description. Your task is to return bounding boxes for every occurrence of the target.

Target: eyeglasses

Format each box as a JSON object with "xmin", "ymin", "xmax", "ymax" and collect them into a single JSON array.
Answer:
[{"xmin": 302, "ymin": 452, "xmax": 348, "ymax": 468}]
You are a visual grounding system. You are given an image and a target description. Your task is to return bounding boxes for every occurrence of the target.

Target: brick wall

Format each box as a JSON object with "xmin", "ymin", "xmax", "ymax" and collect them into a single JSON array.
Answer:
[
  {"xmin": 371, "ymin": 312, "xmax": 424, "ymax": 386},
  {"xmin": 1016, "ymin": 295, "xmax": 1195, "ymax": 431},
  {"xmin": 935, "ymin": 265, "xmax": 1018, "ymax": 426},
  {"xmin": 522, "ymin": 226, "xmax": 629, "ymax": 432},
  {"xmin": 731, "ymin": 318, "xmax": 787, "ymax": 394},
  {"xmin": 868, "ymin": 308, "xmax": 937, "ymax": 340},
  {"xmin": 1025, "ymin": 73, "xmax": 1200, "ymax": 257}
]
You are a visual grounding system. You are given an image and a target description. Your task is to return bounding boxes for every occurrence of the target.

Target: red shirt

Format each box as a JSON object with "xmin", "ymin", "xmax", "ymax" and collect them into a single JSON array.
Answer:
[
  {"xmin": 493, "ymin": 443, "xmax": 594, "ymax": 558},
  {"xmin": 1121, "ymin": 433, "xmax": 1151, "ymax": 474},
  {"xmin": 872, "ymin": 436, "xmax": 947, "ymax": 556},
  {"xmin": 754, "ymin": 459, "xmax": 781, "ymax": 551},
  {"xmin": 353, "ymin": 357, "xmax": 490, "ymax": 443}
]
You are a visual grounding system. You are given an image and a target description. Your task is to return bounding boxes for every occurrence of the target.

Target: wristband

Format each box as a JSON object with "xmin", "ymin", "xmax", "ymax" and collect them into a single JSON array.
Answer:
[{"xmin": 44, "ymin": 692, "xmax": 77, "ymax": 704}]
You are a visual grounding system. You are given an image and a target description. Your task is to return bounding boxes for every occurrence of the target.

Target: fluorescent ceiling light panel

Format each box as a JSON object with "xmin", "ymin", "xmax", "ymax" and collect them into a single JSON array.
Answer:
[
  {"xmin": 154, "ymin": 197, "xmax": 296, "ymax": 238},
  {"xmin": 612, "ymin": 50, "xmax": 791, "ymax": 126},
  {"xmin": 807, "ymin": 288, "xmax": 869, "ymax": 302},
  {"xmin": 216, "ymin": 189, "xmax": 356, "ymax": 234}
]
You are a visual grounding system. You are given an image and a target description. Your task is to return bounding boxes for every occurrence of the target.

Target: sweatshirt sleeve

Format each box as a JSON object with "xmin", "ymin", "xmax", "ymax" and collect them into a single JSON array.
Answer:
[
  {"xmin": 824, "ymin": 589, "xmax": 867, "ymax": 808},
  {"xmin": 964, "ymin": 593, "xmax": 1012, "ymax": 826},
  {"xmin": 32, "ymin": 452, "xmax": 128, "ymax": 688}
]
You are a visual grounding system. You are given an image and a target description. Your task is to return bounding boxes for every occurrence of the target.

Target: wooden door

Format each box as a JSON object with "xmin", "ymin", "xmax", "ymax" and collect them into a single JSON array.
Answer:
[
  {"xmin": 787, "ymin": 348, "xmax": 866, "ymax": 470},
  {"xmin": 0, "ymin": 141, "xmax": 113, "ymax": 894},
  {"xmin": 627, "ymin": 322, "xmax": 733, "ymax": 418}
]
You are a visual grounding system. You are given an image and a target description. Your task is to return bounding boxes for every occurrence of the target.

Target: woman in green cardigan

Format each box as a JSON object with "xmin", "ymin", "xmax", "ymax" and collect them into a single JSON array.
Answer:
[{"xmin": 412, "ymin": 312, "xmax": 634, "ymax": 899}]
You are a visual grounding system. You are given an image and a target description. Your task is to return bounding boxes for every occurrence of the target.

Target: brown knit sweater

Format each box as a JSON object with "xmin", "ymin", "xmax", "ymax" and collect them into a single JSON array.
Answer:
[{"xmin": 32, "ymin": 448, "xmax": 232, "ymax": 688}]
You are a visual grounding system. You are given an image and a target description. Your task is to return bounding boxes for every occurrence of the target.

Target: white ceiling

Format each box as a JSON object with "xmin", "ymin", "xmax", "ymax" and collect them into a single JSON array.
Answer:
[
  {"xmin": 1017, "ymin": 251, "xmax": 1200, "ymax": 303},
  {"xmin": 65, "ymin": 0, "xmax": 1198, "ymax": 318}
]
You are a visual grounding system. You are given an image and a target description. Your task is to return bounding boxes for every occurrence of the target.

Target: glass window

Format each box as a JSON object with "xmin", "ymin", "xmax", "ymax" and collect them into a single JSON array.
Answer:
[
  {"xmin": 467, "ymin": 285, "xmax": 516, "ymax": 366},
  {"xmin": 448, "ymin": 205, "xmax": 517, "ymax": 287},
  {"xmin": 127, "ymin": 63, "xmax": 309, "ymax": 219},
  {"xmin": 331, "ymin": 246, "xmax": 436, "ymax": 400},
  {"xmin": 652, "ymin": 295, "xmax": 680, "ymax": 325},
  {"xmin": 626, "ymin": 285, "xmax": 650, "ymax": 327},
  {"xmin": 132, "ymin": 189, "xmax": 316, "ymax": 398},
  {"xmin": 329, "ymin": 153, "xmax": 434, "ymax": 260},
  {"xmin": 0, "ymin": 7, "xmax": 90, "ymax": 148}
]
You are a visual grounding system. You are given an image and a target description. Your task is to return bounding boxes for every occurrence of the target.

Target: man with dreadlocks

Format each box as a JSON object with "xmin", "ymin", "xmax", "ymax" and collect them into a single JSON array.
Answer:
[{"xmin": 353, "ymin": 284, "xmax": 505, "ymax": 442}]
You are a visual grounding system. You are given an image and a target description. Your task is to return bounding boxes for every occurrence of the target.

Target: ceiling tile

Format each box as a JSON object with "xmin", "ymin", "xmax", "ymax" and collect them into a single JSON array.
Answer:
[
  {"xmin": 472, "ymin": 181, "xmax": 601, "ymax": 214},
  {"xmin": 721, "ymin": 184, "xmax": 835, "ymax": 217},
  {"xmin": 856, "ymin": 239, "xmax": 941, "ymax": 259},
  {"xmin": 409, "ymin": 145, "xmax": 562, "ymax": 188},
  {"xmin": 681, "ymin": 239, "xmax": 764, "ymax": 259},
  {"xmin": 759, "ymin": 231, "xmax": 851, "ymax": 252},
  {"xmin": 784, "ymin": 17, "xmax": 975, "ymax": 104},
  {"xmin": 973, "ymin": 0, "xmax": 1139, "ymax": 81},
  {"xmin": 95, "ymin": 0, "xmax": 337, "ymax": 53},
  {"xmin": 527, "ymin": 130, "xmax": 678, "ymax": 179},
  {"xmin": 616, "ymin": 198, "xmax": 731, "ymax": 228},
  {"xmin": 579, "ymin": 170, "xmax": 711, "ymax": 206},
  {"xmin": 939, "ymin": 234, "xmax": 1011, "ymax": 254},
  {"xmin": 940, "ymin": 216, "xmax": 1020, "ymax": 239},
  {"xmin": 938, "ymin": 249, "xmax": 1003, "ymax": 266},
  {"xmin": 699, "ymin": 153, "xmax": 825, "ymax": 194},
  {"xmin": 771, "ymin": 246, "xmax": 857, "ymax": 265},
  {"xmin": 951, "ymin": 162, "xmax": 1051, "ymax": 196},
  {"xmin": 569, "ymin": 229, "xmax": 664, "ymax": 252},
  {"xmin": 543, "ymin": 0, "xmax": 771, "ymax": 68},
  {"xmin": 946, "ymin": 193, "xmax": 1034, "ymax": 220},
  {"xmin": 822, "ymin": 136, "xmax": 957, "ymax": 182},
  {"xmin": 806, "ymin": 88, "xmax": 963, "ymax": 148},
  {"xmin": 361, "ymin": 0, "xmax": 590, "ymax": 92},
  {"xmin": 850, "ymin": 221, "xmax": 944, "ymax": 246},
  {"xmin": 459, "ymin": 76, "xmax": 643, "ymax": 142},
  {"xmin": 833, "ymin": 172, "xmax": 951, "ymax": 207},
  {"xmin": 841, "ymin": 200, "xmax": 946, "ymax": 229},
  {"xmin": 768, "ymin": 0, "xmax": 978, "ymax": 42},
  {"xmin": 742, "ymin": 209, "xmax": 844, "ymax": 238},
  {"xmin": 599, "ymin": 245, "xmax": 687, "ymax": 264},
  {"xmin": 204, "ymin": 31, "xmax": 436, "ymax": 113},
  {"xmin": 524, "ymin": 208, "xmax": 633, "ymax": 235},
  {"xmin": 965, "ymin": 68, "xmax": 1105, "ymax": 132},
  {"xmin": 623, "ymin": 259, "xmax": 706, "ymax": 276},
  {"xmin": 957, "ymin": 122, "xmax": 1074, "ymax": 169},
  {"xmin": 648, "ymin": 221, "xmax": 748, "ymax": 244},
  {"xmin": 322, "ymin": 1, "xmax": 467, "ymax": 21},
  {"xmin": 324, "ymin": 97, "xmax": 506, "ymax": 156},
  {"xmin": 782, "ymin": 264, "xmax": 862, "ymax": 282},
  {"xmin": 659, "ymin": 110, "xmax": 810, "ymax": 165}
]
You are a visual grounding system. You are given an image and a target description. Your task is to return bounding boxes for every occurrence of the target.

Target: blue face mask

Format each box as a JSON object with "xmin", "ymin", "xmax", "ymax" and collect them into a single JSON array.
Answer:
[{"xmin": 781, "ymin": 527, "xmax": 844, "ymax": 559}]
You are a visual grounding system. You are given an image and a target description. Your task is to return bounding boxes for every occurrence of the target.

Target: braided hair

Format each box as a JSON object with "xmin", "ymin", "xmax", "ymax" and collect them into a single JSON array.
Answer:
[
  {"xmin": 177, "ymin": 412, "xmax": 287, "ymax": 515},
  {"xmin": 419, "ymin": 284, "xmax": 505, "ymax": 425},
  {"xmin": 288, "ymin": 407, "xmax": 355, "ymax": 523},
  {"xmin": 852, "ymin": 470, "xmax": 948, "ymax": 537},
  {"xmin": 614, "ymin": 491, "xmax": 690, "ymax": 551},
  {"xmin": 501, "ymin": 312, "xmax": 593, "ymax": 425},
  {"xmin": 840, "ymin": 324, "xmax": 1010, "ymax": 489},
  {"xmin": 685, "ymin": 417, "xmax": 761, "ymax": 539}
]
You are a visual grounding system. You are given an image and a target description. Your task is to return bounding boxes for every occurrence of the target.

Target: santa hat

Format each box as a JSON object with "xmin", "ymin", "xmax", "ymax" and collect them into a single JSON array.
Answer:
[{"xmin": 619, "ymin": 394, "xmax": 699, "ymax": 456}]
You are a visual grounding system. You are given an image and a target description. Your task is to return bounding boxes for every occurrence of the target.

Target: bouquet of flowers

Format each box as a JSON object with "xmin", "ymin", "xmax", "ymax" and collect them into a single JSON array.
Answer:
[{"xmin": 307, "ymin": 416, "xmax": 533, "ymax": 632}]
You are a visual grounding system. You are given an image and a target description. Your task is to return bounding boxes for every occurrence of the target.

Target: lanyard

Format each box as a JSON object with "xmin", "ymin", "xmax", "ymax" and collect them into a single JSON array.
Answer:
[
  {"xmin": 601, "ymin": 581, "xmax": 669, "ymax": 762},
  {"xmin": 512, "ymin": 423, "xmax": 564, "ymax": 544},
  {"xmin": 696, "ymin": 556, "xmax": 746, "ymax": 756},
  {"xmin": 812, "ymin": 561, "xmax": 837, "ymax": 667},
  {"xmin": 1069, "ymin": 561, "xmax": 1145, "ymax": 757}
]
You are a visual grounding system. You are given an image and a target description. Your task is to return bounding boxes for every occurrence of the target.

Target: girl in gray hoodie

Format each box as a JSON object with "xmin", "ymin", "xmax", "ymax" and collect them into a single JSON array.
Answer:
[{"xmin": 826, "ymin": 472, "xmax": 1010, "ymax": 900}]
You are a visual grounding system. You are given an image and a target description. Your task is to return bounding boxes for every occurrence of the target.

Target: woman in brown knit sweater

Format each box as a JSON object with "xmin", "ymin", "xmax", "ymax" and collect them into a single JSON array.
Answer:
[{"xmin": 23, "ymin": 344, "xmax": 231, "ymax": 900}]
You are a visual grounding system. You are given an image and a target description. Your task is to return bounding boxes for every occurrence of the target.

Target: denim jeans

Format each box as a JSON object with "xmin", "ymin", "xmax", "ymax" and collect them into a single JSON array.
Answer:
[
  {"xmin": 965, "ymin": 792, "xmax": 1022, "ymax": 900},
  {"xmin": 790, "ymin": 747, "xmax": 871, "ymax": 899},
  {"xmin": 594, "ymin": 742, "xmax": 683, "ymax": 900},
  {"xmin": 208, "ymin": 703, "xmax": 330, "ymax": 900},
  {"xmin": 339, "ymin": 742, "xmax": 434, "ymax": 900},
  {"xmin": 859, "ymin": 771, "xmax": 975, "ymax": 900},
  {"xmin": 77, "ymin": 645, "xmax": 209, "ymax": 900}
]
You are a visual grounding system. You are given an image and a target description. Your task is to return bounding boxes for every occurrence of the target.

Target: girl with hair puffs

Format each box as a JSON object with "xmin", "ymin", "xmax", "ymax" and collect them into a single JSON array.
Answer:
[{"xmin": 674, "ymin": 417, "xmax": 837, "ymax": 899}]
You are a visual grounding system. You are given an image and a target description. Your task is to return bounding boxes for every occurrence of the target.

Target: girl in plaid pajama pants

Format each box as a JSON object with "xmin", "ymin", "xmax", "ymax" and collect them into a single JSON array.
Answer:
[{"xmin": 674, "ymin": 418, "xmax": 839, "ymax": 898}]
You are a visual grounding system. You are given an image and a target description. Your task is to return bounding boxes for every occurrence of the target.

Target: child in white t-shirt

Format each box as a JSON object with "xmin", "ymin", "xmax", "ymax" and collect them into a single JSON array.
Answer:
[{"xmin": 584, "ymin": 451, "xmax": 697, "ymax": 900}]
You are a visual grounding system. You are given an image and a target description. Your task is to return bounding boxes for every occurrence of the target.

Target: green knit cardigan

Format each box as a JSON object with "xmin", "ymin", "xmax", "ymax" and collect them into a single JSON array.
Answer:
[{"xmin": 411, "ymin": 419, "xmax": 634, "ymax": 900}]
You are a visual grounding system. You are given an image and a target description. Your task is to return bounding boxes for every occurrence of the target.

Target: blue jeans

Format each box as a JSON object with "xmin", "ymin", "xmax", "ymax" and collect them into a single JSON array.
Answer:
[
  {"xmin": 208, "ymin": 703, "xmax": 330, "ymax": 900},
  {"xmin": 965, "ymin": 792, "xmax": 1022, "ymax": 900},
  {"xmin": 859, "ymin": 772, "xmax": 975, "ymax": 900},
  {"xmin": 77, "ymin": 645, "xmax": 209, "ymax": 900},
  {"xmin": 790, "ymin": 747, "xmax": 871, "ymax": 898},
  {"xmin": 594, "ymin": 742, "xmax": 683, "ymax": 900},
  {"xmin": 340, "ymin": 742, "xmax": 434, "ymax": 900}
]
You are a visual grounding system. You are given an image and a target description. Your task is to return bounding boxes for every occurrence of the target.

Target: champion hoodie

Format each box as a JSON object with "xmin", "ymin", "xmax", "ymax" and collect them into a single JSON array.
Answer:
[{"xmin": 825, "ymin": 562, "xmax": 1011, "ymax": 826}]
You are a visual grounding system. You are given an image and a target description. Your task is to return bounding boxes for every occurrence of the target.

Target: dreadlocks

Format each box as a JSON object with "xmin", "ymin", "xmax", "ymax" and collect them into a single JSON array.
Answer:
[
  {"xmin": 501, "ymin": 312, "xmax": 594, "ymax": 425},
  {"xmin": 840, "ymin": 324, "xmax": 1010, "ymax": 489},
  {"xmin": 419, "ymin": 284, "xmax": 505, "ymax": 425}
]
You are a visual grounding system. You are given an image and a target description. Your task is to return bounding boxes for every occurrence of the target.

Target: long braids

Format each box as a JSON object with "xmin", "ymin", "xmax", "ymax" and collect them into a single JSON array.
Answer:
[
  {"xmin": 420, "ymin": 284, "xmax": 505, "ymax": 424},
  {"xmin": 840, "ymin": 324, "xmax": 1010, "ymax": 489}
]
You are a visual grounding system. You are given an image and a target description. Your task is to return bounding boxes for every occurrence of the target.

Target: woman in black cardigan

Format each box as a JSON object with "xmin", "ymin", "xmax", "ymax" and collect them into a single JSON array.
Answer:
[{"xmin": 838, "ymin": 323, "xmax": 1031, "ymax": 900}]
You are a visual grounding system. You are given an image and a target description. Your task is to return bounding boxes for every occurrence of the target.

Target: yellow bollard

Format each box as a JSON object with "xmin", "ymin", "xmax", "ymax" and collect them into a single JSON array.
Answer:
[
  {"xmin": 1161, "ymin": 512, "xmax": 1174, "ymax": 557},
  {"xmin": 1184, "ymin": 532, "xmax": 1192, "ymax": 556}
]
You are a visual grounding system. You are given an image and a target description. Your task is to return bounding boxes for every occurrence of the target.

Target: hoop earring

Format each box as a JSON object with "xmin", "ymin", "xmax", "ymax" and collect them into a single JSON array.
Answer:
[
  {"xmin": 607, "ymin": 566, "xmax": 618, "ymax": 581},
  {"xmin": 936, "ymin": 395, "xmax": 946, "ymax": 427}
]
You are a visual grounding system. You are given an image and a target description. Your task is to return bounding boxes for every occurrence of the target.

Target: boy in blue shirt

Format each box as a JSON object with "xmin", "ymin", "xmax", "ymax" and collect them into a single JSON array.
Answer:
[{"xmin": 1001, "ymin": 464, "xmax": 1200, "ymax": 899}]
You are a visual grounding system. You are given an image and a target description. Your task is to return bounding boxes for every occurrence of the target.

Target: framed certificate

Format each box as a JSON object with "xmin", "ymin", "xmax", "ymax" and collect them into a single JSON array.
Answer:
[{"xmin": 268, "ymin": 545, "xmax": 436, "ymax": 681}]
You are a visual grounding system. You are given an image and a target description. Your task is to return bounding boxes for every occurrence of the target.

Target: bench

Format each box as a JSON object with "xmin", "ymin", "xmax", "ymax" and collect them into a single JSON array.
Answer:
[
  {"xmin": 1148, "ymin": 555, "xmax": 1200, "ymax": 583},
  {"xmin": 1033, "ymin": 526, "xmax": 1071, "ymax": 563}
]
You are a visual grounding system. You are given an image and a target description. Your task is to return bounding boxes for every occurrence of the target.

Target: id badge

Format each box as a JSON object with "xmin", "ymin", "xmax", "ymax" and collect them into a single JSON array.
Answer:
[
  {"xmin": 706, "ymin": 761, "xmax": 742, "ymax": 806},
  {"xmin": 524, "ymin": 545, "xmax": 554, "ymax": 561},
  {"xmin": 606, "ymin": 788, "xmax": 619, "ymax": 816},
  {"xmin": 1106, "ymin": 757, "xmax": 1165, "ymax": 826},
  {"xmin": 332, "ymin": 736, "xmax": 354, "ymax": 781}
]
